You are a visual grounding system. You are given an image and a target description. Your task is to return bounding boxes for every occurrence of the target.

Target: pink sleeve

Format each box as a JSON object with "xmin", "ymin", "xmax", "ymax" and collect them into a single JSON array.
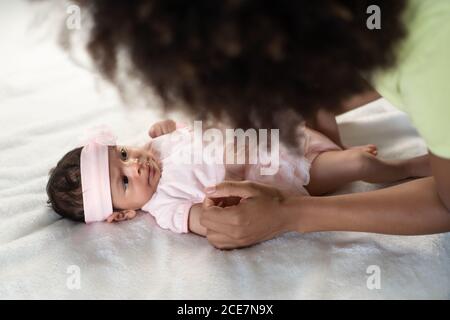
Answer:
[{"xmin": 150, "ymin": 202, "xmax": 192, "ymax": 234}]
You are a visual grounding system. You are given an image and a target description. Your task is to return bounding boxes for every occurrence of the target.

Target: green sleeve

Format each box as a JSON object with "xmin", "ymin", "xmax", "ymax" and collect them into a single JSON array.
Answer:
[{"xmin": 374, "ymin": 0, "xmax": 450, "ymax": 159}]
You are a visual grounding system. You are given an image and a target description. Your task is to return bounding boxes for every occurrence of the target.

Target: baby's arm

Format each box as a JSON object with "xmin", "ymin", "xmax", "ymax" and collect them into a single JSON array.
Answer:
[
  {"xmin": 148, "ymin": 119, "xmax": 177, "ymax": 138},
  {"xmin": 188, "ymin": 204, "xmax": 207, "ymax": 236}
]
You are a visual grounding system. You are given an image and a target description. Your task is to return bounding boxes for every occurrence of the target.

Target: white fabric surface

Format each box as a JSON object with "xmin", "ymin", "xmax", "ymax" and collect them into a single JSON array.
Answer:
[{"xmin": 0, "ymin": 1, "xmax": 449, "ymax": 299}]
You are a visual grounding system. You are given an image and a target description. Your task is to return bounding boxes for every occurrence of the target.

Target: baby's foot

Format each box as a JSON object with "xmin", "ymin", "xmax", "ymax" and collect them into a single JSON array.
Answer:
[{"xmin": 347, "ymin": 144, "xmax": 378, "ymax": 156}]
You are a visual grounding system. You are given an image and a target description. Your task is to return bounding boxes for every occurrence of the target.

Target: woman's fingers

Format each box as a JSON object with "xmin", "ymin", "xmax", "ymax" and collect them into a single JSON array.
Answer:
[
  {"xmin": 203, "ymin": 195, "xmax": 241, "ymax": 208},
  {"xmin": 201, "ymin": 181, "xmax": 289, "ymax": 249},
  {"xmin": 205, "ymin": 181, "xmax": 283, "ymax": 203},
  {"xmin": 201, "ymin": 203, "xmax": 244, "ymax": 228},
  {"xmin": 205, "ymin": 181, "xmax": 261, "ymax": 199},
  {"xmin": 206, "ymin": 230, "xmax": 252, "ymax": 250}
]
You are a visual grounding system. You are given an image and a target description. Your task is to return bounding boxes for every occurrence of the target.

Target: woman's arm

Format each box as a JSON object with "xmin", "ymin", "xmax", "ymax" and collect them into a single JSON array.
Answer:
[
  {"xmin": 305, "ymin": 90, "xmax": 382, "ymax": 149},
  {"xmin": 430, "ymin": 152, "xmax": 450, "ymax": 211},
  {"xmin": 201, "ymin": 178, "xmax": 450, "ymax": 249},
  {"xmin": 293, "ymin": 177, "xmax": 450, "ymax": 235},
  {"xmin": 306, "ymin": 109, "xmax": 345, "ymax": 148}
]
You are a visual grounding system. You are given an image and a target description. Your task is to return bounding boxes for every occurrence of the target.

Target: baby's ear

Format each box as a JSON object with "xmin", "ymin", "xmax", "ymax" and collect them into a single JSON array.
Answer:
[{"xmin": 106, "ymin": 210, "xmax": 137, "ymax": 223}]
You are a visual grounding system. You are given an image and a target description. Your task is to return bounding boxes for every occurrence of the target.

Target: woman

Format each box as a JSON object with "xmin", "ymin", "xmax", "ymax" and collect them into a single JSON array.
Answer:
[{"xmin": 74, "ymin": 0, "xmax": 450, "ymax": 248}]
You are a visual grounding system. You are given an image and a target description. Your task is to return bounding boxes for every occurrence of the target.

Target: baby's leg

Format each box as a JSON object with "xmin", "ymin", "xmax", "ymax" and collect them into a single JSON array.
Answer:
[{"xmin": 306, "ymin": 148, "xmax": 431, "ymax": 196}]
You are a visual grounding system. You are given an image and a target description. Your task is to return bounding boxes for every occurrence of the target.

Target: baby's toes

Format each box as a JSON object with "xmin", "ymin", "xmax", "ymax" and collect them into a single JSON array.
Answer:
[
  {"xmin": 365, "ymin": 144, "xmax": 378, "ymax": 156},
  {"xmin": 349, "ymin": 144, "xmax": 378, "ymax": 156}
]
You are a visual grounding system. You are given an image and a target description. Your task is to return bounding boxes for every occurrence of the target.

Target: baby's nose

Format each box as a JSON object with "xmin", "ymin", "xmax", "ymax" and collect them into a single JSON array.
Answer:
[{"xmin": 124, "ymin": 159, "xmax": 143, "ymax": 177}]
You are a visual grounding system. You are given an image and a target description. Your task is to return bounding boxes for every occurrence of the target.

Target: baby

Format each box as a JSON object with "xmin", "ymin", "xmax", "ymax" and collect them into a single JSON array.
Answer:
[{"xmin": 46, "ymin": 119, "xmax": 431, "ymax": 236}]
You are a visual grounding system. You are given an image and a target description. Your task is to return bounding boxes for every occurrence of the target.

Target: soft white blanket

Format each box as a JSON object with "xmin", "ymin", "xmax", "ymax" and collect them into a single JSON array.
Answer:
[{"xmin": 1, "ymin": 1, "xmax": 449, "ymax": 299}]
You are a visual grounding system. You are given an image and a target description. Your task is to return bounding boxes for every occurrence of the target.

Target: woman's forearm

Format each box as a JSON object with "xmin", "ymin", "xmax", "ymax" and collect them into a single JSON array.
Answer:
[{"xmin": 284, "ymin": 177, "xmax": 450, "ymax": 235}]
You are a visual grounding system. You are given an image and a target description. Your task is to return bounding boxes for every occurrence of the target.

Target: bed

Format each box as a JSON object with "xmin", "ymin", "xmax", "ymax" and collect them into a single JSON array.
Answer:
[{"xmin": 0, "ymin": 0, "xmax": 449, "ymax": 299}]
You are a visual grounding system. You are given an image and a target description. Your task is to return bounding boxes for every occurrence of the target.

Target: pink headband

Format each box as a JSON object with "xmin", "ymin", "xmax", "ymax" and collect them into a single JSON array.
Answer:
[{"xmin": 79, "ymin": 126, "xmax": 117, "ymax": 223}]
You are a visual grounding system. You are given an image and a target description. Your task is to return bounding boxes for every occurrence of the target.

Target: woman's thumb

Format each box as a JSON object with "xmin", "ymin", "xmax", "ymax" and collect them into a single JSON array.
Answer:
[{"xmin": 205, "ymin": 181, "xmax": 257, "ymax": 199}]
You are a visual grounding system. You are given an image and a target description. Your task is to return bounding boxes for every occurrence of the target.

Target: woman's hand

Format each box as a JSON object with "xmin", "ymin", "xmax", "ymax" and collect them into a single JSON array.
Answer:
[
  {"xmin": 201, "ymin": 181, "xmax": 296, "ymax": 249},
  {"xmin": 148, "ymin": 119, "xmax": 177, "ymax": 138}
]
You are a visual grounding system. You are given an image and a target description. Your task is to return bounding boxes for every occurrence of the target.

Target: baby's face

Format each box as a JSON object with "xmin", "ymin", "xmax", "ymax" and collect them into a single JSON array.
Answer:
[{"xmin": 108, "ymin": 144, "xmax": 161, "ymax": 211}]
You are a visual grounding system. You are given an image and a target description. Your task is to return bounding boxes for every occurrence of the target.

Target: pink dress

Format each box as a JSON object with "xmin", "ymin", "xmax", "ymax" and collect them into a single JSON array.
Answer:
[{"xmin": 141, "ymin": 126, "xmax": 340, "ymax": 233}]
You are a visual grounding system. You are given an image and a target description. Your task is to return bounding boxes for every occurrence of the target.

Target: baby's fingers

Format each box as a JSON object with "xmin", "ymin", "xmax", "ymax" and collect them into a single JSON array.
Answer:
[
  {"xmin": 149, "ymin": 125, "xmax": 163, "ymax": 138},
  {"xmin": 163, "ymin": 120, "xmax": 177, "ymax": 133}
]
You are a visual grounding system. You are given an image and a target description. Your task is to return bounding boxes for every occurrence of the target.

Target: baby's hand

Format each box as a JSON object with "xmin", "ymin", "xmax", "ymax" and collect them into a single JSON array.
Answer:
[{"xmin": 148, "ymin": 119, "xmax": 177, "ymax": 138}]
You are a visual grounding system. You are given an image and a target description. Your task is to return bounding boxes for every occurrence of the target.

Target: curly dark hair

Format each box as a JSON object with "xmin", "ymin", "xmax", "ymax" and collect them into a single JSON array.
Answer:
[
  {"xmin": 71, "ymin": 0, "xmax": 406, "ymax": 146},
  {"xmin": 46, "ymin": 147, "xmax": 85, "ymax": 222}
]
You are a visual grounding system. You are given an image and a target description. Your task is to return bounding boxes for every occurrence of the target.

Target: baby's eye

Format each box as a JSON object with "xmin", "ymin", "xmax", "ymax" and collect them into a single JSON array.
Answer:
[
  {"xmin": 122, "ymin": 176, "xmax": 129, "ymax": 190},
  {"xmin": 120, "ymin": 147, "xmax": 128, "ymax": 161}
]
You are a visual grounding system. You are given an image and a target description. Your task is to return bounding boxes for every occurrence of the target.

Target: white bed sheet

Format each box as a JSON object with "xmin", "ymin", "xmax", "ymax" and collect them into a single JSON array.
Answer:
[{"xmin": 0, "ymin": 0, "xmax": 449, "ymax": 299}]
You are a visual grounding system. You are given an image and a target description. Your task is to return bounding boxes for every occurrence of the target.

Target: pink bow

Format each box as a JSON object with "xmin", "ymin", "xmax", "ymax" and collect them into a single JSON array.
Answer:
[{"xmin": 78, "ymin": 125, "xmax": 117, "ymax": 147}]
